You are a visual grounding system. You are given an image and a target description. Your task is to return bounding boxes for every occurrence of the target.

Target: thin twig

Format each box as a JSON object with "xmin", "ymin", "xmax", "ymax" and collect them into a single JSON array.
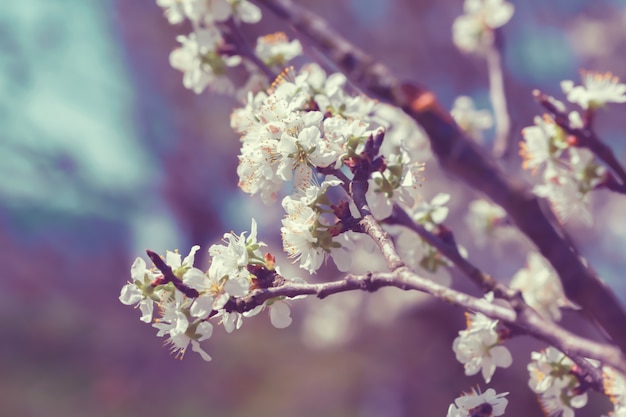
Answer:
[
  {"xmin": 384, "ymin": 204, "xmax": 516, "ymax": 299},
  {"xmin": 146, "ymin": 250, "xmax": 200, "ymax": 298}
]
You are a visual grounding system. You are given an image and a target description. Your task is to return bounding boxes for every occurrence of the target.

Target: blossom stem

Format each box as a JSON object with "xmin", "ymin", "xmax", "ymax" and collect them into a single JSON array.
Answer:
[{"xmin": 486, "ymin": 38, "xmax": 512, "ymax": 158}]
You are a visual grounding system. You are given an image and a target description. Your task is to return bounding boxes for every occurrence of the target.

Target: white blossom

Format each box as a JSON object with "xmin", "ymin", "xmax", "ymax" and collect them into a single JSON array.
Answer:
[
  {"xmin": 520, "ymin": 116, "xmax": 563, "ymax": 174},
  {"xmin": 533, "ymin": 174, "xmax": 593, "ymax": 225},
  {"xmin": 374, "ymin": 104, "xmax": 431, "ymax": 162},
  {"xmin": 569, "ymin": 147, "xmax": 606, "ymax": 192},
  {"xmin": 366, "ymin": 160, "xmax": 425, "ymax": 219},
  {"xmin": 451, "ymin": 96, "xmax": 493, "ymax": 142},
  {"xmin": 510, "ymin": 252, "xmax": 569, "ymax": 321},
  {"xmin": 410, "ymin": 193, "xmax": 451, "ymax": 227},
  {"xmin": 232, "ymin": 63, "xmax": 385, "ymax": 205},
  {"xmin": 448, "ymin": 387, "xmax": 509, "ymax": 417},
  {"xmin": 528, "ymin": 348, "xmax": 587, "ymax": 417},
  {"xmin": 221, "ymin": 311, "xmax": 244, "ymax": 333},
  {"xmin": 538, "ymin": 377, "xmax": 588, "ymax": 417},
  {"xmin": 229, "ymin": 0, "xmax": 262, "ymax": 24},
  {"xmin": 527, "ymin": 347, "xmax": 574, "ymax": 394},
  {"xmin": 255, "ymin": 32, "xmax": 302, "ymax": 66},
  {"xmin": 281, "ymin": 195, "xmax": 324, "ymax": 273},
  {"xmin": 268, "ymin": 300, "xmax": 293, "ymax": 328},
  {"xmin": 453, "ymin": 309, "xmax": 512, "ymax": 383},
  {"xmin": 165, "ymin": 245, "xmax": 201, "ymax": 275},
  {"xmin": 170, "ymin": 28, "xmax": 241, "ymax": 94},
  {"xmin": 210, "ymin": 219, "xmax": 259, "ymax": 279},
  {"xmin": 465, "ymin": 199, "xmax": 515, "ymax": 247},
  {"xmin": 119, "ymin": 257, "xmax": 159, "ymax": 323},
  {"xmin": 156, "ymin": 0, "xmax": 209, "ymax": 25},
  {"xmin": 561, "ymin": 71, "xmax": 626, "ymax": 110},
  {"xmin": 453, "ymin": 0, "xmax": 514, "ymax": 53},
  {"xmin": 153, "ymin": 292, "xmax": 214, "ymax": 361},
  {"xmin": 395, "ymin": 229, "xmax": 452, "ymax": 285},
  {"xmin": 276, "ymin": 125, "xmax": 338, "ymax": 189}
]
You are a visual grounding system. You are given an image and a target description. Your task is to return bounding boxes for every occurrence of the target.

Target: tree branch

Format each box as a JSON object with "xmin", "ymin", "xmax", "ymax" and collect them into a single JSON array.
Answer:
[
  {"xmin": 224, "ymin": 268, "xmax": 626, "ymax": 373},
  {"xmin": 256, "ymin": 0, "xmax": 626, "ymax": 354}
]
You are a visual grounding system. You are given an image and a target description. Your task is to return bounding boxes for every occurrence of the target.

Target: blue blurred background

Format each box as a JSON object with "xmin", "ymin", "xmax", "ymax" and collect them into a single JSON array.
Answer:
[{"xmin": 2, "ymin": 0, "xmax": 626, "ymax": 416}]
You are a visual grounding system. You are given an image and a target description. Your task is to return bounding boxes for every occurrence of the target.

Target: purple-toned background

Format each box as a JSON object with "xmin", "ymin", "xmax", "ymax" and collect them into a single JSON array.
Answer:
[{"xmin": 2, "ymin": 0, "xmax": 626, "ymax": 416}]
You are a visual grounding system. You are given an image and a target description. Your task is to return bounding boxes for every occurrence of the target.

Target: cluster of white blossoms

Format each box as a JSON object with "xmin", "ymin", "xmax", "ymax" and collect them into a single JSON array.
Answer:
[
  {"xmin": 447, "ymin": 387, "xmax": 509, "ymax": 417},
  {"xmin": 231, "ymin": 63, "xmax": 427, "ymax": 273},
  {"xmin": 129, "ymin": 4, "xmax": 626, "ymax": 417},
  {"xmin": 527, "ymin": 348, "xmax": 588, "ymax": 417},
  {"xmin": 157, "ymin": 0, "xmax": 302, "ymax": 96},
  {"xmin": 519, "ymin": 70, "xmax": 626, "ymax": 225},
  {"xmin": 510, "ymin": 252, "xmax": 571, "ymax": 322},
  {"xmin": 120, "ymin": 220, "xmax": 301, "ymax": 360},
  {"xmin": 453, "ymin": 294, "xmax": 512, "ymax": 383},
  {"xmin": 452, "ymin": 0, "xmax": 515, "ymax": 53}
]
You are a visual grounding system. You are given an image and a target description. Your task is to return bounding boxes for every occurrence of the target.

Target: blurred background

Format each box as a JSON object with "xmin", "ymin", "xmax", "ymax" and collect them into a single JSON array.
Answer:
[{"xmin": 2, "ymin": 0, "xmax": 626, "ymax": 416}]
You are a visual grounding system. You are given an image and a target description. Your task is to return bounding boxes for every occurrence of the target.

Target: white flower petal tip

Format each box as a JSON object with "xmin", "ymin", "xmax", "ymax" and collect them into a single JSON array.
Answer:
[{"xmin": 270, "ymin": 301, "xmax": 293, "ymax": 329}]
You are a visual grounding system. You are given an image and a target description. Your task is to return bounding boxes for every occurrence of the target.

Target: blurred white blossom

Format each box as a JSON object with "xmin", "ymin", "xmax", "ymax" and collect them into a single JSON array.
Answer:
[
  {"xmin": 451, "ymin": 96, "xmax": 493, "ymax": 142},
  {"xmin": 452, "ymin": 0, "xmax": 514, "ymax": 53},
  {"xmin": 447, "ymin": 387, "xmax": 508, "ymax": 417},
  {"xmin": 255, "ymin": 32, "xmax": 303, "ymax": 67},
  {"xmin": 510, "ymin": 252, "xmax": 570, "ymax": 321},
  {"xmin": 453, "ymin": 297, "xmax": 512, "ymax": 383},
  {"xmin": 561, "ymin": 71, "xmax": 626, "ymax": 110},
  {"xmin": 169, "ymin": 28, "xmax": 241, "ymax": 94}
]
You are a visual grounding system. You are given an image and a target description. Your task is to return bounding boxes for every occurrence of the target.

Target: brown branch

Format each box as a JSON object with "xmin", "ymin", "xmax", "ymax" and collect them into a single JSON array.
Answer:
[
  {"xmin": 146, "ymin": 250, "xmax": 200, "ymax": 298},
  {"xmin": 256, "ymin": 0, "xmax": 626, "ymax": 354},
  {"xmin": 224, "ymin": 267, "xmax": 626, "ymax": 373}
]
